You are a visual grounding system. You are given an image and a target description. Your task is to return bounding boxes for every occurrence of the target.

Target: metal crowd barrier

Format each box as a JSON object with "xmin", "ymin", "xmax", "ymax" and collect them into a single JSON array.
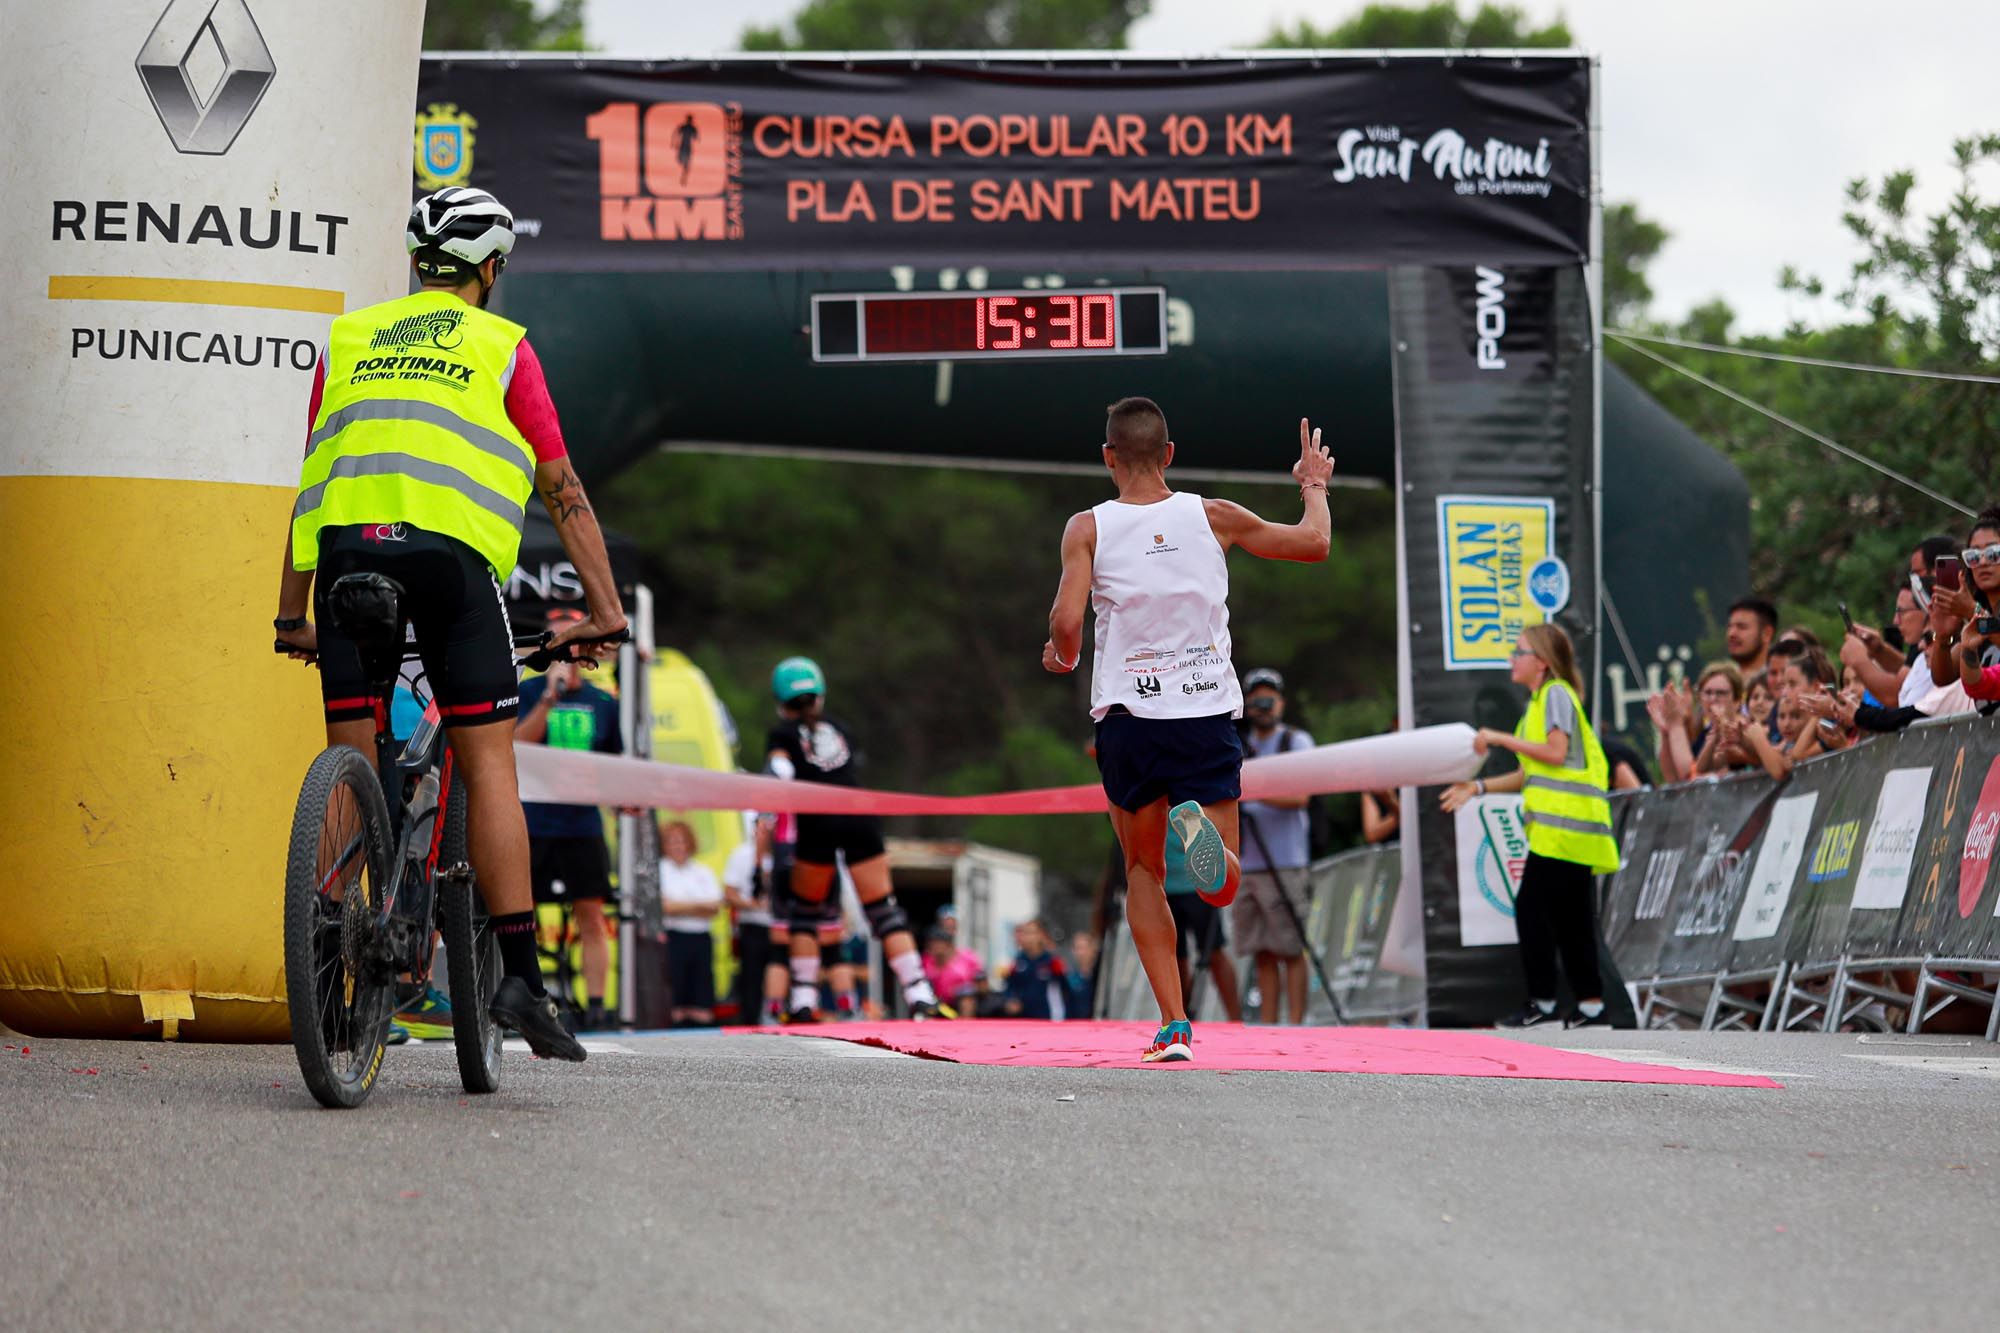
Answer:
[{"xmin": 1603, "ymin": 710, "xmax": 2000, "ymax": 1040}]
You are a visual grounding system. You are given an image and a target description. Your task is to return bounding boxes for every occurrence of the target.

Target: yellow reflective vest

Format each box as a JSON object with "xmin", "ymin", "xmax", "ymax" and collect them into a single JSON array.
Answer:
[
  {"xmin": 292, "ymin": 291, "xmax": 535, "ymax": 578},
  {"xmin": 1515, "ymin": 679, "xmax": 1621, "ymax": 873}
]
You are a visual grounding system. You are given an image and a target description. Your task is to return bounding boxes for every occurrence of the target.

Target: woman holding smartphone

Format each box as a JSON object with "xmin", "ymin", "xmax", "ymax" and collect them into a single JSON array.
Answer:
[
  {"xmin": 1943, "ymin": 507, "xmax": 2000, "ymax": 702},
  {"xmin": 1440, "ymin": 624, "xmax": 1621, "ymax": 1028}
]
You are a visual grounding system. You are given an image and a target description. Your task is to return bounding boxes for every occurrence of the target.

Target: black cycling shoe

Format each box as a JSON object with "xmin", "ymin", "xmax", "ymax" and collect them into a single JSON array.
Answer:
[
  {"xmin": 489, "ymin": 976, "xmax": 588, "ymax": 1062},
  {"xmin": 909, "ymin": 999, "xmax": 955, "ymax": 1020}
]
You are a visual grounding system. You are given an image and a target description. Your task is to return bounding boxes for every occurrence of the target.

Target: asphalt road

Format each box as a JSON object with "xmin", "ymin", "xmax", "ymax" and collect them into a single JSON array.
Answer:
[{"xmin": 4, "ymin": 1024, "xmax": 1998, "ymax": 1332}]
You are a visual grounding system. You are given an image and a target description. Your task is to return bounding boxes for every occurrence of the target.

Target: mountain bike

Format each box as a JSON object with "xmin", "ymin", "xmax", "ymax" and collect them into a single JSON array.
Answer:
[{"xmin": 277, "ymin": 570, "xmax": 619, "ymax": 1108}]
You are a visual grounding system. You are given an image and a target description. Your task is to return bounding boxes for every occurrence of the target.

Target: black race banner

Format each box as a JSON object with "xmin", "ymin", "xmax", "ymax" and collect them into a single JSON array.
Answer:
[
  {"xmin": 1602, "ymin": 712, "xmax": 2000, "ymax": 985},
  {"xmin": 1390, "ymin": 263, "xmax": 1598, "ymax": 1026},
  {"xmin": 413, "ymin": 56, "xmax": 1589, "ymax": 272}
]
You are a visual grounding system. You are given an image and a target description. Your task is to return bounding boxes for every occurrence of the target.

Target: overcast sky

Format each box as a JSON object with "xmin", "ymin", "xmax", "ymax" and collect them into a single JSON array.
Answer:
[{"xmin": 585, "ymin": 0, "xmax": 2000, "ymax": 336}]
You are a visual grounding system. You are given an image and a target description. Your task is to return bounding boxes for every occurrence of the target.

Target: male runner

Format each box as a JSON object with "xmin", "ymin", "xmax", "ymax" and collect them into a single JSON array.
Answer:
[
  {"xmin": 764, "ymin": 657, "xmax": 945, "ymax": 1020},
  {"xmin": 1042, "ymin": 399, "xmax": 1332, "ymax": 1062},
  {"xmin": 274, "ymin": 186, "xmax": 626, "ymax": 1061}
]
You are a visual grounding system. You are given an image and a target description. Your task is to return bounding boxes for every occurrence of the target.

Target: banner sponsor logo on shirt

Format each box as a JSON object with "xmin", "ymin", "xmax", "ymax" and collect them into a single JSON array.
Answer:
[{"xmin": 1434, "ymin": 495, "xmax": 1557, "ymax": 670}]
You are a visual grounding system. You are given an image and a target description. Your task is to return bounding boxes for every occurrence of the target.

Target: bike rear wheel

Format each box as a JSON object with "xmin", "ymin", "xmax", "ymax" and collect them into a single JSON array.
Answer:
[
  {"xmin": 283, "ymin": 745, "xmax": 395, "ymax": 1109},
  {"xmin": 437, "ymin": 774, "xmax": 503, "ymax": 1092}
]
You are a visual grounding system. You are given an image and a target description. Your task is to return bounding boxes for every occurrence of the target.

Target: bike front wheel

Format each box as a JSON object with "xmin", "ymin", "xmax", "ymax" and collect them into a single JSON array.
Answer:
[
  {"xmin": 437, "ymin": 775, "xmax": 503, "ymax": 1092},
  {"xmin": 283, "ymin": 745, "xmax": 395, "ymax": 1109}
]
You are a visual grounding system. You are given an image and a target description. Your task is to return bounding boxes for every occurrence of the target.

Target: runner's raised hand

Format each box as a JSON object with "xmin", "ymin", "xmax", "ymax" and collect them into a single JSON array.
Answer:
[{"xmin": 1293, "ymin": 418, "xmax": 1334, "ymax": 489}]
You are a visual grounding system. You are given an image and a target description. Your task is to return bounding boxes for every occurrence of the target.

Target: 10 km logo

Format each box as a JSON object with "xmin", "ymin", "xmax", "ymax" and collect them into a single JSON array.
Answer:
[{"xmin": 585, "ymin": 101, "xmax": 744, "ymax": 241}]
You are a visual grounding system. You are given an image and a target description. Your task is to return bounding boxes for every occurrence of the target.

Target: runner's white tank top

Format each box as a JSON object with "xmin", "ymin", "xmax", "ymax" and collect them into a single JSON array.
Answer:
[{"xmin": 1089, "ymin": 491, "xmax": 1242, "ymax": 722}]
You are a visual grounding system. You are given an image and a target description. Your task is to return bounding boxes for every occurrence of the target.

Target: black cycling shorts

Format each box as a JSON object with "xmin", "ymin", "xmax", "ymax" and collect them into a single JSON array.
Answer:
[
  {"xmin": 793, "ymin": 813, "xmax": 886, "ymax": 867},
  {"xmin": 313, "ymin": 524, "xmax": 520, "ymax": 728},
  {"xmin": 530, "ymin": 833, "xmax": 613, "ymax": 904}
]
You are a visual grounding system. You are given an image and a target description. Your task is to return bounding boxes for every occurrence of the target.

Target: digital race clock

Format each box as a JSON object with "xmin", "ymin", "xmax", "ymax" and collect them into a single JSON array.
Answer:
[{"xmin": 810, "ymin": 286, "xmax": 1167, "ymax": 363}]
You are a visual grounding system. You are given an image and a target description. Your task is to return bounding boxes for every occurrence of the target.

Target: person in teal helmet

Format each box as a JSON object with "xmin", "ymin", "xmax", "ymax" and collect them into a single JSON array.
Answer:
[{"xmin": 764, "ymin": 656, "xmax": 945, "ymax": 1021}]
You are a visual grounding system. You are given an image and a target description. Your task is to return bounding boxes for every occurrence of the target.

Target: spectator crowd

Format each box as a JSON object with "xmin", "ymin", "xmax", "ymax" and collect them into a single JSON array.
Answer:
[{"xmin": 1647, "ymin": 508, "xmax": 2000, "ymax": 786}]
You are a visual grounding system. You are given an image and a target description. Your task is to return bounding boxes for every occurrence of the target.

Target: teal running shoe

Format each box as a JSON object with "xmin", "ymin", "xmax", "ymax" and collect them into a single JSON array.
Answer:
[
  {"xmin": 385, "ymin": 1023, "xmax": 411, "ymax": 1046},
  {"xmin": 1143, "ymin": 1019, "xmax": 1194, "ymax": 1063},
  {"xmin": 1167, "ymin": 801, "xmax": 1234, "ymax": 906},
  {"xmin": 395, "ymin": 985, "xmax": 454, "ymax": 1040}
]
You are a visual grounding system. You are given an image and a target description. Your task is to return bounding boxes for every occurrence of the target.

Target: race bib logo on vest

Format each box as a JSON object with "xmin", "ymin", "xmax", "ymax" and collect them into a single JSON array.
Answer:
[
  {"xmin": 1134, "ymin": 676, "xmax": 1162, "ymax": 699},
  {"xmin": 1144, "ymin": 532, "xmax": 1179, "ymax": 555},
  {"xmin": 361, "ymin": 523, "xmax": 407, "ymax": 544},
  {"xmin": 414, "ymin": 103, "xmax": 478, "ymax": 190},
  {"xmin": 371, "ymin": 308, "xmax": 467, "ymax": 353}
]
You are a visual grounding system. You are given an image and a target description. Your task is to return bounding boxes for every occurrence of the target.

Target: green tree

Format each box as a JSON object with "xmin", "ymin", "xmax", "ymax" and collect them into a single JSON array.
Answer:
[
  {"xmin": 423, "ymin": 0, "xmax": 586, "ymax": 51},
  {"xmin": 1263, "ymin": 2, "xmax": 1571, "ymax": 49},
  {"xmin": 741, "ymin": 0, "xmax": 1148, "ymax": 51},
  {"xmin": 1603, "ymin": 200, "xmax": 1669, "ymax": 328},
  {"xmin": 1610, "ymin": 134, "xmax": 2000, "ymax": 619}
]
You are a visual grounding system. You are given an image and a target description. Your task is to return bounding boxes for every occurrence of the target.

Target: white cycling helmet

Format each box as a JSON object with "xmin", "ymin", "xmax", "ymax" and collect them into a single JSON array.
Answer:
[{"xmin": 406, "ymin": 186, "xmax": 515, "ymax": 282}]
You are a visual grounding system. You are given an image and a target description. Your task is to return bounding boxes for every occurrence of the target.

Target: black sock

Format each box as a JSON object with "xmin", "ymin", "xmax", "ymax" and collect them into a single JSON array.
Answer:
[{"xmin": 492, "ymin": 913, "xmax": 545, "ymax": 993}]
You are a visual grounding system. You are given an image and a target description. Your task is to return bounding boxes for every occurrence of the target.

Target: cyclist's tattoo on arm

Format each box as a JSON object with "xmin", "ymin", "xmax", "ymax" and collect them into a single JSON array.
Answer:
[{"xmin": 541, "ymin": 466, "xmax": 593, "ymax": 525}]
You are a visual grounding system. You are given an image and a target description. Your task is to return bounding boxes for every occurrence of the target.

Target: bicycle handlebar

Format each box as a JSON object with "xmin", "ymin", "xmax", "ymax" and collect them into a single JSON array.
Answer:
[{"xmin": 272, "ymin": 627, "xmax": 631, "ymax": 669}]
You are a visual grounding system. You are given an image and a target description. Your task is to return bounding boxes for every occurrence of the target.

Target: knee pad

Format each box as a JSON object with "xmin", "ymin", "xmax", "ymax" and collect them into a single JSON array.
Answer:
[
  {"xmin": 862, "ymin": 894, "xmax": 910, "ymax": 941},
  {"xmin": 789, "ymin": 891, "xmax": 840, "ymax": 936},
  {"xmin": 820, "ymin": 939, "xmax": 843, "ymax": 970}
]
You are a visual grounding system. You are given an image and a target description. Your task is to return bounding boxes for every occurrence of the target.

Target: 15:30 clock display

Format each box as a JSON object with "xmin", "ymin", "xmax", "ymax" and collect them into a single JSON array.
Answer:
[{"xmin": 811, "ymin": 286, "xmax": 1167, "ymax": 363}]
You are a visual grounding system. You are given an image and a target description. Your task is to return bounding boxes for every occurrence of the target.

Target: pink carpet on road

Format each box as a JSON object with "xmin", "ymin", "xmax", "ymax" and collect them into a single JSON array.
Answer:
[{"xmin": 776, "ymin": 1020, "xmax": 1780, "ymax": 1088}]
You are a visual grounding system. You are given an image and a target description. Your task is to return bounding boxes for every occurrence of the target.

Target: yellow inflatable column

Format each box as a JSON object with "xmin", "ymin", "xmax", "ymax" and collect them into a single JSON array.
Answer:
[{"xmin": 0, "ymin": 1, "xmax": 421, "ymax": 1039}]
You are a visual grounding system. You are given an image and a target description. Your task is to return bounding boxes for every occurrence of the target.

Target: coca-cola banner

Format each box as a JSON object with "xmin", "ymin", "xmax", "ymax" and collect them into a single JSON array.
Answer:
[{"xmin": 413, "ymin": 55, "xmax": 1589, "ymax": 271}]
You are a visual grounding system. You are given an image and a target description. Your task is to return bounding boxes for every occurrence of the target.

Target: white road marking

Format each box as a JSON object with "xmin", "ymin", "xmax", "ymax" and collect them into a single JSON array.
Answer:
[
  {"xmin": 1580, "ymin": 1048, "xmax": 1813, "ymax": 1080},
  {"xmin": 501, "ymin": 1039, "xmax": 637, "ymax": 1055},
  {"xmin": 1844, "ymin": 1054, "xmax": 2000, "ymax": 1079}
]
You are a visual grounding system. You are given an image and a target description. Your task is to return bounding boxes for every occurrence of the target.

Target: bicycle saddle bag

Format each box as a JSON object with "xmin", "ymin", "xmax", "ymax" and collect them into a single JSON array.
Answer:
[{"xmin": 325, "ymin": 572, "xmax": 407, "ymax": 645}]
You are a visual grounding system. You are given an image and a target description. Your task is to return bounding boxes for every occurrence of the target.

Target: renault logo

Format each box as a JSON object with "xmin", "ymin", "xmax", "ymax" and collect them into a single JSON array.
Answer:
[{"xmin": 136, "ymin": 0, "xmax": 275, "ymax": 155}]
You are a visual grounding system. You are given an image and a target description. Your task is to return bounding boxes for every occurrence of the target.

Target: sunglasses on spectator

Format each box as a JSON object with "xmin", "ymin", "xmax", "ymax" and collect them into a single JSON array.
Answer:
[
  {"xmin": 1963, "ymin": 544, "xmax": 2000, "ymax": 568},
  {"xmin": 1509, "ymin": 647, "xmax": 1536, "ymax": 658}
]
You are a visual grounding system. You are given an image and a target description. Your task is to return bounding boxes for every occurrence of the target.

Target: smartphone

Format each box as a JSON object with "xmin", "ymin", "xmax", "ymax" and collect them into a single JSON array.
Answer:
[
  {"xmin": 1935, "ymin": 555, "xmax": 1964, "ymax": 592},
  {"xmin": 1838, "ymin": 601, "xmax": 1855, "ymax": 634}
]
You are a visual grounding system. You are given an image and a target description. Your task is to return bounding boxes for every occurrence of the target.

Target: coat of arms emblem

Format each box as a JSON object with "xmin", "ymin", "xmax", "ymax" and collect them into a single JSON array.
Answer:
[{"xmin": 413, "ymin": 102, "xmax": 478, "ymax": 190}]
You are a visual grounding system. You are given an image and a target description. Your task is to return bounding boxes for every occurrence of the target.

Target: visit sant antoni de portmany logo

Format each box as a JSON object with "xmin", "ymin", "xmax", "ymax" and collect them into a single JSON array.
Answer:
[{"xmin": 1330, "ymin": 124, "xmax": 1553, "ymax": 198}]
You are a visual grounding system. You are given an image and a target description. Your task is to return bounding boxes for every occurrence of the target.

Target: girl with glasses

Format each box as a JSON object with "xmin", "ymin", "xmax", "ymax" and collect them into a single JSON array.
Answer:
[{"xmin": 1439, "ymin": 624, "xmax": 1620, "ymax": 1029}]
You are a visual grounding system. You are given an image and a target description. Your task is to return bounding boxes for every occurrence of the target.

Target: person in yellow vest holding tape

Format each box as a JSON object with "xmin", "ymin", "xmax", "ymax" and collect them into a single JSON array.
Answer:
[
  {"xmin": 272, "ymin": 187, "xmax": 627, "ymax": 1062},
  {"xmin": 1440, "ymin": 623, "xmax": 1620, "ymax": 1030}
]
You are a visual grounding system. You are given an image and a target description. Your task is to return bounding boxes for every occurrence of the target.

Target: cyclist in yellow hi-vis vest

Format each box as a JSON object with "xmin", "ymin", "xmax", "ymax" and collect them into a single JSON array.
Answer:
[
  {"xmin": 272, "ymin": 187, "xmax": 626, "ymax": 1061},
  {"xmin": 1440, "ymin": 623, "xmax": 1621, "ymax": 1030}
]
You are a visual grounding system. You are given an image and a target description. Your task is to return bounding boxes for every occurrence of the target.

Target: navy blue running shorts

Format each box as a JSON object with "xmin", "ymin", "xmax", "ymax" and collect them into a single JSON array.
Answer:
[{"xmin": 1093, "ymin": 709, "xmax": 1243, "ymax": 813}]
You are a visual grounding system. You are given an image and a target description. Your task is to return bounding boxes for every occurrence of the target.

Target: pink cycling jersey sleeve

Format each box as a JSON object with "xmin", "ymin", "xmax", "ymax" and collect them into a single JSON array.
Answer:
[
  {"xmin": 505, "ymin": 337, "xmax": 568, "ymax": 463},
  {"xmin": 303, "ymin": 352, "xmax": 327, "ymax": 455}
]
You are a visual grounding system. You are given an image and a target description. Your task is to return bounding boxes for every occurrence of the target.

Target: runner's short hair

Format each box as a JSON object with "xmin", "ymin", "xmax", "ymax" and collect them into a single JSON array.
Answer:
[{"xmin": 1105, "ymin": 396, "xmax": 1168, "ymax": 466}]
